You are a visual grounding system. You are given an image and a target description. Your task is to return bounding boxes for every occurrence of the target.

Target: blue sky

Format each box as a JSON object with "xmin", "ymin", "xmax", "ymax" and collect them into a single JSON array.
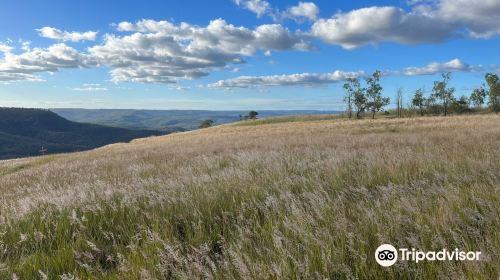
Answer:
[{"xmin": 0, "ymin": 0, "xmax": 499, "ymax": 110}]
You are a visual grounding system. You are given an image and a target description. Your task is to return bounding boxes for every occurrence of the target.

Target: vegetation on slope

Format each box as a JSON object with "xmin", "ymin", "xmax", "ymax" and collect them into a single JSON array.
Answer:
[
  {"xmin": 0, "ymin": 115, "xmax": 499, "ymax": 279},
  {"xmin": 0, "ymin": 108, "xmax": 163, "ymax": 159},
  {"xmin": 51, "ymin": 109, "xmax": 340, "ymax": 131}
]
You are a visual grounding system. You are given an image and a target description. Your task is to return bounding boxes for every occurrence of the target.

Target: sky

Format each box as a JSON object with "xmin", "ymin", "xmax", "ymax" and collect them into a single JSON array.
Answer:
[{"xmin": 0, "ymin": 0, "xmax": 499, "ymax": 110}]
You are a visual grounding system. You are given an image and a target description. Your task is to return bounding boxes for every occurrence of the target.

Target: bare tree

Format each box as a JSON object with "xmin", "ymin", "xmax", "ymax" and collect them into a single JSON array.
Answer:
[{"xmin": 396, "ymin": 88, "xmax": 403, "ymax": 118}]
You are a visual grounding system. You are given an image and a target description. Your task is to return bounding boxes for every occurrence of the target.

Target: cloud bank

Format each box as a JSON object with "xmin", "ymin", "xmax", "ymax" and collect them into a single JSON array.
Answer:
[
  {"xmin": 234, "ymin": 0, "xmax": 320, "ymax": 22},
  {"xmin": 311, "ymin": 0, "xmax": 500, "ymax": 48},
  {"xmin": 37, "ymin": 27, "xmax": 98, "ymax": 42},
  {"xmin": 91, "ymin": 19, "xmax": 311, "ymax": 83},
  {"xmin": 1, "ymin": 0, "xmax": 499, "ymax": 84},
  {"xmin": 208, "ymin": 70, "xmax": 365, "ymax": 88},
  {"xmin": 208, "ymin": 59, "xmax": 482, "ymax": 88},
  {"xmin": 0, "ymin": 43, "xmax": 94, "ymax": 82}
]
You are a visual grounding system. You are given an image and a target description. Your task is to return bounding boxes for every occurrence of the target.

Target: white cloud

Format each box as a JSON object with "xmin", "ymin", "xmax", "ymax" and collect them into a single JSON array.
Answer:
[
  {"xmin": 0, "ymin": 43, "xmax": 13, "ymax": 53},
  {"xmin": 234, "ymin": 1, "xmax": 320, "ymax": 23},
  {"xmin": 234, "ymin": 0, "xmax": 271, "ymax": 18},
  {"xmin": 207, "ymin": 59, "xmax": 483, "ymax": 88},
  {"xmin": 207, "ymin": 70, "xmax": 365, "ymax": 88},
  {"xmin": 91, "ymin": 19, "xmax": 311, "ymax": 83},
  {"xmin": 20, "ymin": 40, "xmax": 31, "ymax": 51},
  {"xmin": 2, "ymin": 4, "xmax": 498, "ymax": 85},
  {"xmin": 311, "ymin": 6, "xmax": 455, "ymax": 49},
  {"xmin": 311, "ymin": 0, "xmax": 500, "ymax": 49},
  {"xmin": 285, "ymin": 2, "xmax": 320, "ymax": 21},
  {"xmin": 37, "ymin": 27, "xmax": 98, "ymax": 42},
  {"xmin": 438, "ymin": 0, "xmax": 500, "ymax": 38},
  {"xmin": 401, "ymin": 58, "xmax": 482, "ymax": 76},
  {"xmin": 0, "ymin": 72, "xmax": 43, "ymax": 83},
  {"xmin": 0, "ymin": 43, "xmax": 94, "ymax": 82},
  {"xmin": 72, "ymin": 83, "xmax": 108, "ymax": 91}
]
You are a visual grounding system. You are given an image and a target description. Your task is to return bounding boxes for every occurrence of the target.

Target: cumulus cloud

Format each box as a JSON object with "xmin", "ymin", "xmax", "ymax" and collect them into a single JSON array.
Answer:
[
  {"xmin": 234, "ymin": 0, "xmax": 271, "ymax": 18},
  {"xmin": 91, "ymin": 19, "xmax": 311, "ymax": 83},
  {"xmin": 0, "ymin": 43, "xmax": 13, "ymax": 53},
  {"xmin": 0, "ymin": 43, "xmax": 94, "ymax": 82},
  {"xmin": 311, "ymin": 0, "xmax": 500, "ymax": 48},
  {"xmin": 401, "ymin": 58, "xmax": 482, "ymax": 76},
  {"xmin": 438, "ymin": 0, "xmax": 500, "ymax": 38},
  {"xmin": 234, "ymin": 1, "xmax": 319, "ymax": 23},
  {"xmin": 207, "ymin": 70, "xmax": 365, "ymax": 88},
  {"xmin": 284, "ymin": 2, "xmax": 320, "ymax": 21},
  {"xmin": 208, "ymin": 59, "xmax": 482, "ymax": 88},
  {"xmin": 37, "ymin": 27, "xmax": 98, "ymax": 42},
  {"xmin": 311, "ymin": 6, "xmax": 455, "ymax": 49}
]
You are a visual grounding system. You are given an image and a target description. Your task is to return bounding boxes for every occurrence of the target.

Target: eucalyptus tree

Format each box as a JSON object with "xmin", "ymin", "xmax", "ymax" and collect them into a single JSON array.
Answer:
[
  {"xmin": 412, "ymin": 88, "xmax": 426, "ymax": 116},
  {"xmin": 470, "ymin": 86, "xmax": 487, "ymax": 108},
  {"xmin": 366, "ymin": 70, "xmax": 389, "ymax": 119},
  {"xmin": 343, "ymin": 78, "xmax": 362, "ymax": 119},
  {"xmin": 431, "ymin": 72, "xmax": 455, "ymax": 116},
  {"xmin": 485, "ymin": 73, "xmax": 500, "ymax": 113}
]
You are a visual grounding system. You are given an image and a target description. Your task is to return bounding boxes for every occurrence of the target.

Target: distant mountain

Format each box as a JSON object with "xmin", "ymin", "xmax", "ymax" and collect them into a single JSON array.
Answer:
[
  {"xmin": 51, "ymin": 109, "xmax": 341, "ymax": 131},
  {"xmin": 0, "ymin": 108, "xmax": 164, "ymax": 160}
]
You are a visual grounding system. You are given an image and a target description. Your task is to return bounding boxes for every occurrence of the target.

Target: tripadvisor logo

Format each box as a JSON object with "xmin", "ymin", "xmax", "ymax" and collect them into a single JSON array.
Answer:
[
  {"xmin": 375, "ymin": 244, "xmax": 481, "ymax": 267},
  {"xmin": 375, "ymin": 244, "xmax": 398, "ymax": 267}
]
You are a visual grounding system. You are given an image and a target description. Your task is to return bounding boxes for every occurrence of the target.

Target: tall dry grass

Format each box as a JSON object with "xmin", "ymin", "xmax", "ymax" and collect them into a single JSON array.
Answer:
[{"xmin": 0, "ymin": 115, "xmax": 499, "ymax": 279}]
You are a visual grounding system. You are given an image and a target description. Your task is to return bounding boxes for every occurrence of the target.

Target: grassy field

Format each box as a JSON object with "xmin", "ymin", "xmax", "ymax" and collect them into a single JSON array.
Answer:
[{"xmin": 0, "ymin": 115, "xmax": 499, "ymax": 279}]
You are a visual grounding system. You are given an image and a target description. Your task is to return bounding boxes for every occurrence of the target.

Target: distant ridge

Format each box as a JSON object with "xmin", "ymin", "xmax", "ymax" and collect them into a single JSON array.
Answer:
[
  {"xmin": 0, "ymin": 107, "xmax": 163, "ymax": 160},
  {"xmin": 51, "ymin": 109, "xmax": 341, "ymax": 131}
]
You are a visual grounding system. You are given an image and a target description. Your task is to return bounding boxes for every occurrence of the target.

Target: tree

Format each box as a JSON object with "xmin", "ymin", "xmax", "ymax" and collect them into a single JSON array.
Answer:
[
  {"xmin": 343, "ymin": 78, "xmax": 360, "ymax": 119},
  {"xmin": 450, "ymin": 95, "xmax": 470, "ymax": 114},
  {"xmin": 485, "ymin": 73, "xmax": 500, "ymax": 113},
  {"xmin": 366, "ymin": 70, "xmax": 389, "ymax": 119},
  {"xmin": 241, "ymin": 111, "xmax": 259, "ymax": 120},
  {"xmin": 353, "ymin": 87, "xmax": 367, "ymax": 119},
  {"xmin": 396, "ymin": 88, "xmax": 404, "ymax": 118},
  {"xmin": 412, "ymin": 88, "xmax": 426, "ymax": 116},
  {"xmin": 199, "ymin": 119, "xmax": 214, "ymax": 128},
  {"xmin": 247, "ymin": 111, "xmax": 259, "ymax": 119},
  {"xmin": 431, "ymin": 72, "xmax": 455, "ymax": 116},
  {"xmin": 470, "ymin": 86, "xmax": 487, "ymax": 108}
]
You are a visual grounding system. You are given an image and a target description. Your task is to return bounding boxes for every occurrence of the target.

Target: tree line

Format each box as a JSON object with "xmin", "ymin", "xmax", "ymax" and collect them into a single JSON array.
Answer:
[
  {"xmin": 198, "ymin": 111, "xmax": 259, "ymax": 129},
  {"xmin": 343, "ymin": 71, "xmax": 500, "ymax": 119}
]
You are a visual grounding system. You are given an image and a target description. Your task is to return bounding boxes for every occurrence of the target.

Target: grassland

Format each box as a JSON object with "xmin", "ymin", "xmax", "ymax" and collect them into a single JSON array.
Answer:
[{"xmin": 0, "ymin": 115, "xmax": 499, "ymax": 279}]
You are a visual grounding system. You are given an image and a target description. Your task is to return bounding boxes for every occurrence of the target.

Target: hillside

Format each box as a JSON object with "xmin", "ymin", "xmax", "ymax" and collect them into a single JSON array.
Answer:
[
  {"xmin": 0, "ymin": 108, "xmax": 163, "ymax": 159},
  {"xmin": 51, "ymin": 108, "xmax": 340, "ymax": 131},
  {"xmin": 0, "ymin": 115, "xmax": 499, "ymax": 279}
]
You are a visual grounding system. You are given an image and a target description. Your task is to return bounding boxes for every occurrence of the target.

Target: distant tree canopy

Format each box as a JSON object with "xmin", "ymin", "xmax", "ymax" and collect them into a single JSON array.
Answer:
[
  {"xmin": 366, "ymin": 70, "xmax": 389, "ymax": 119},
  {"xmin": 343, "ymin": 78, "xmax": 360, "ymax": 119},
  {"xmin": 450, "ymin": 95, "xmax": 470, "ymax": 114},
  {"xmin": 199, "ymin": 119, "xmax": 214, "ymax": 129},
  {"xmin": 341, "ymin": 71, "xmax": 500, "ymax": 119},
  {"xmin": 240, "ymin": 111, "xmax": 259, "ymax": 120},
  {"xmin": 248, "ymin": 111, "xmax": 259, "ymax": 119},
  {"xmin": 0, "ymin": 108, "xmax": 163, "ymax": 160},
  {"xmin": 412, "ymin": 88, "xmax": 426, "ymax": 116},
  {"xmin": 485, "ymin": 73, "xmax": 500, "ymax": 113},
  {"xmin": 470, "ymin": 86, "xmax": 487, "ymax": 108},
  {"xmin": 374, "ymin": 72, "xmax": 500, "ymax": 118},
  {"xmin": 431, "ymin": 72, "xmax": 455, "ymax": 116},
  {"xmin": 340, "ymin": 71, "xmax": 499, "ymax": 118},
  {"xmin": 341, "ymin": 70, "xmax": 390, "ymax": 119}
]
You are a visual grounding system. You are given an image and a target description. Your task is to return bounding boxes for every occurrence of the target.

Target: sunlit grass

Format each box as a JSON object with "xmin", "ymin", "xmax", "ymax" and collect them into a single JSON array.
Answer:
[{"xmin": 0, "ymin": 114, "xmax": 499, "ymax": 279}]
